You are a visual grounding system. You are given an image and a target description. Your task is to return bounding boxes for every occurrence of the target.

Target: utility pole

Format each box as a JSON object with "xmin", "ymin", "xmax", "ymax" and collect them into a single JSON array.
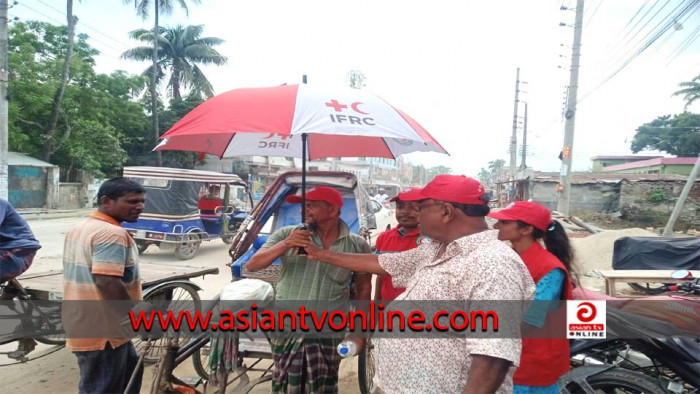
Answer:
[
  {"xmin": 509, "ymin": 68, "xmax": 520, "ymax": 185},
  {"xmin": 0, "ymin": 0, "xmax": 9, "ymax": 199},
  {"xmin": 520, "ymin": 102, "xmax": 528, "ymax": 171},
  {"xmin": 557, "ymin": 0, "xmax": 584, "ymax": 216},
  {"xmin": 662, "ymin": 154, "xmax": 699, "ymax": 236}
]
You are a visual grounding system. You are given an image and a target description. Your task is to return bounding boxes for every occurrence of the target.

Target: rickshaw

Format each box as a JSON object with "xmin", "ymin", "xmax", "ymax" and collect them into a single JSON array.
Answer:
[
  {"xmin": 122, "ymin": 167, "xmax": 254, "ymax": 260},
  {"xmin": 116, "ymin": 172, "xmax": 381, "ymax": 393},
  {"xmin": 224, "ymin": 171, "xmax": 379, "ymax": 392}
]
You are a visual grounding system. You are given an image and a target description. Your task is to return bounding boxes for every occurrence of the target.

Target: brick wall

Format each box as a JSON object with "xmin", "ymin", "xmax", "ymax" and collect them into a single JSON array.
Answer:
[{"xmin": 620, "ymin": 180, "xmax": 700, "ymax": 228}]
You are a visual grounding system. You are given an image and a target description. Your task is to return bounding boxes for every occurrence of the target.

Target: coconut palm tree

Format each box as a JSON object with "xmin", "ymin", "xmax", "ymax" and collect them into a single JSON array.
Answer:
[
  {"xmin": 123, "ymin": 0, "xmax": 201, "ymax": 165},
  {"xmin": 674, "ymin": 74, "xmax": 700, "ymax": 109},
  {"xmin": 122, "ymin": 24, "xmax": 227, "ymax": 98},
  {"xmin": 41, "ymin": 0, "xmax": 76, "ymax": 161}
]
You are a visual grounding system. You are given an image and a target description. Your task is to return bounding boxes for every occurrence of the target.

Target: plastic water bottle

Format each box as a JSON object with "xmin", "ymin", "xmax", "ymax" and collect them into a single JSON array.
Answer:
[{"xmin": 337, "ymin": 340, "xmax": 358, "ymax": 358}]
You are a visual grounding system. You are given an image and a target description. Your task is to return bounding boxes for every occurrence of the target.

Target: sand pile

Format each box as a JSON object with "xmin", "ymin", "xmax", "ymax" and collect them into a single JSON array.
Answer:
[{"xmin": 571, "ymin": 228, "xmax": 657, "ymax": 291}]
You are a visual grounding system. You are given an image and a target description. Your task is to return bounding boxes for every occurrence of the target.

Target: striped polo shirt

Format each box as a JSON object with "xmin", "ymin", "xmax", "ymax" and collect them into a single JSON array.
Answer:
[{"xmin": 63, "ymin": 211, "xmax": 142, "ymax": 351}]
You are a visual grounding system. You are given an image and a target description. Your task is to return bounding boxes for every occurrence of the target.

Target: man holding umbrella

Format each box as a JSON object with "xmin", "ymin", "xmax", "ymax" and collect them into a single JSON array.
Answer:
[
  {"xmin": 302, "ymin": 175, "xmax": 535, "ymax": 394},
  {"xmin": 246, "ymin": 186, "xmax": 372, "ymax": 393}
]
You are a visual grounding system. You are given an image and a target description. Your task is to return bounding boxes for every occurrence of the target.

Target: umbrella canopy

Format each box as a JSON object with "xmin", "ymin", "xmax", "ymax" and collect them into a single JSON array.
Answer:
[{"xmin": 155, "ymin": 84, "xmax": 447, "ymax": 160}]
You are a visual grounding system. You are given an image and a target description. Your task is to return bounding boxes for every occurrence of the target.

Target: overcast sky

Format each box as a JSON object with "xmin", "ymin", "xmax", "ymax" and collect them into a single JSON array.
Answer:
[{"xmin": 12, "ymin": 0, "xmax": 700, "ymax": 176}]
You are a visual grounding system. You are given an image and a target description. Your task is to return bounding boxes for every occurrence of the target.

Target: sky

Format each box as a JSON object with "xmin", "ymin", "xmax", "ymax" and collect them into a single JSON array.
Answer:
[{"xmin": 11, "ymin": 0, "xmax": 700, "ymax": 177}]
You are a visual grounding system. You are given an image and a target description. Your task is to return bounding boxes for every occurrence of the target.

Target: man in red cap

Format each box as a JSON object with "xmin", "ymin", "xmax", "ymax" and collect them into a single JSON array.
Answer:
[
  {"xmin": 246, "ymin": 185, "xmax": 371, "ymax": 394},
  {"xmin": 374, "ymin": 189, "xmax": 426, "ymax": 301},
  {"xmin": 303, "ymin": 175, "xmax": 535, "ymax": 394}
]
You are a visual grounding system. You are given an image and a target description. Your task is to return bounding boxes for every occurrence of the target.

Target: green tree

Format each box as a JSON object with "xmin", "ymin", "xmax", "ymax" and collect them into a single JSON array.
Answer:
[
  {"xmin": 124, "ymin": 0, "xmax": 202, "ymax": 166},
  {"xmin": 478, "ymin": 167, "xmax": 490, "ymax": 186},
  {"xmin": 122, "ymin": 24, "xmax": 227, "ymax": 98},
  {"xmin": 631, "ymin": 112, "xmax": 700, "ymax": 157},
  {"xmin": 427, "ymin": 165, "xmax": 452, "ymax": 180},
  {"xmin": 43, "ymin": 0, "xmax": 76, "ymax": 161},
  {"xmin": 673, "ymin": 74, "xmax": 700, "ymax": 109},
  {"xmin": 158, "ymin": 93, "xmax": 206, "ymax": 168},
  {"xmin": 8, "ymin": 21, "xmax": 150, "ymax": 176},
  {"xmin": 488, "ymin": 159, "xmax": 505, "ymax": 182}
]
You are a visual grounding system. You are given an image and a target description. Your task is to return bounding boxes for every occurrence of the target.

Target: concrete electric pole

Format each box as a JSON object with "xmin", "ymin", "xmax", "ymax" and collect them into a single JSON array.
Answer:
[
  {"xmin": 509, "ymin": 68, "xmax": 520, "ymax": 186},
  {"xmin": 662, "ymin": 154, "xmax": 700, "ymax": 236},
  {"xmin": 556, "ymin": 0, "xmax": 584, "ymax": 216},
  {"xmin": 0, "ymin": 0, "xmax": 9, "ymax": 200},
  {"xmin": 520, "ymin": 102, "xmax": 528, "ymax": 171}
]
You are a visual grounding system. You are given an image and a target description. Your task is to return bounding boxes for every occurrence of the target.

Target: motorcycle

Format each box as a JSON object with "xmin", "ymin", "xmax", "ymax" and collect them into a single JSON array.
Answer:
[{"xmin": 560, "ymin": 286, "xmax": 700, "ymax": 393}]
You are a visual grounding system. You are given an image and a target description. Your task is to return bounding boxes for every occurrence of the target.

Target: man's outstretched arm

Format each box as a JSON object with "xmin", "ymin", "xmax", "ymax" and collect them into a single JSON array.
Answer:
[{"xmin": 305, "ymin": 243, "xmax": 388, "ymax": 275}]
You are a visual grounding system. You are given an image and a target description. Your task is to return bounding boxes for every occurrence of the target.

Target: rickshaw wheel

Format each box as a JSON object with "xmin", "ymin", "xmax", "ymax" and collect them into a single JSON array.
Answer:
[
  {"xmin": 358, "ymin": 338, "xmax": 376, "ymax": 394},
  {"xmin": 175, "ymin": 234, "xmax": 201, "ymax": 260},
  {"xmin": 221, "ymin": 235, "xmax": 235, "ymax": 244},
  {"xmin": 132, "ymin": 283, "xmax": 202, "ymax": 364}
]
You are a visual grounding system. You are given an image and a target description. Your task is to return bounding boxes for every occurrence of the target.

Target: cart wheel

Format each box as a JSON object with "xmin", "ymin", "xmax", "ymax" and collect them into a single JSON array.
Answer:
[
  {"xmin": 35, "ymin": 304, "xmax": 66, "ymax": 345},
  {"xmin": 628, "ymin": 282, "xmax": 670, "ymax": 295},
  {"xmin": 358, "ymin": 339, "xmax": 376, "ymax": 394},
  {"xmin": 192, "ymin": 339, "xmax": 211, "ymax": 380},
  {"xmin": 175, "ymin": 234, "xmax": 201, "ymax": 260},
  {"xmin": 136, "ymin": 241, "xmax": 149, "ymax": 254},
  {"xmin": 132, "ymin": 283, "xmax": 202, "ymax": 364}
]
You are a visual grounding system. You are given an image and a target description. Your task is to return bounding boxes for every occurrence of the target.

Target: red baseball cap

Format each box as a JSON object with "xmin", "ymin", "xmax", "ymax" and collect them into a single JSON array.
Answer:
[
  {"xmin": 389, "ymin": 188, "xmax": 419, "ymax": 202},
  {"xmin": 285, "ymin": 186, "xmax": 344, "ymax": 208},
  {"xmin": 488, "ymin": 201, "xmax": 552, "ymax": 231},
  {"xmin": 401, "ymin": 175, "xmax": 487, "ymax": 205}
]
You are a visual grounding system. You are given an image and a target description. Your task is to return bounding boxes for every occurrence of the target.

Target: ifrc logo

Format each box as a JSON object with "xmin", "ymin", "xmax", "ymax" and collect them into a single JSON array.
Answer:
[
  {"xmin": 325, "ymin": 99, "xmax": 375, "ymax": 126},
  {"xmin": 567, "ymin": 301, "xmax": 606, "ymax": 338}
]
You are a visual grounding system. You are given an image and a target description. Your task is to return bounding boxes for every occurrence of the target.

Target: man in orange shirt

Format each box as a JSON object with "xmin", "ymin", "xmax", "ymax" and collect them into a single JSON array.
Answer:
[{"xmin": 62, "ymin": 177, "xmax": 146, "ymax": 394}]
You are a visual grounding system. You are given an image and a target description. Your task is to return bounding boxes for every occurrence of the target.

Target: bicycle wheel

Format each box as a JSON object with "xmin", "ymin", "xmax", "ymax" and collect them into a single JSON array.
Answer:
[
  {"xmin": 564, "ymin": 368, "xmax": 667, "ymax": 394},
  {"xmin": 358, "ymin": 339, "xmax": 376, "ymax": 394},
  {"xmin": 132, "ymin": 283, "xmax": 202, "ymax": 364},
  {"xmin": 192, "ymin": 338, "xmax": 211, "ymax": 380}
]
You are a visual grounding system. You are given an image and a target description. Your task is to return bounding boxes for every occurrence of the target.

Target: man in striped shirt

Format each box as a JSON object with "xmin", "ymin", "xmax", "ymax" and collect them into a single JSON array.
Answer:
[{"xmin": 63, "ymin": 177, "xmax": 146, "ymax": 394}]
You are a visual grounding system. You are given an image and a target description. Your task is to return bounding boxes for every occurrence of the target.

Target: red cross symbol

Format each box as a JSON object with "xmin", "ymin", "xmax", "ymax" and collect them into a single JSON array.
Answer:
[{"xmin": 325, "ymin": 99, "xmax": 348, "ymax": 112}]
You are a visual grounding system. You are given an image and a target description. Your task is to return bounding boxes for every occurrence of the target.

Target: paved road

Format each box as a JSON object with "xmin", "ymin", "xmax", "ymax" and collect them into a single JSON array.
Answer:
[{"xmin": 1, "ymin": 214, "xmax": 362, "ymax": 393}]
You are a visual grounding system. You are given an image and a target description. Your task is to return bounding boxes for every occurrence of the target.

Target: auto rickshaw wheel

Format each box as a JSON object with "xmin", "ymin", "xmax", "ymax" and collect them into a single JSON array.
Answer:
[
  {"xmin": 221, "ymin": 235, "xmax": 235, "ymax": 244},
  {"xmin": 175, "ymin": 234, "xmax": 201, "ymax": 260}
]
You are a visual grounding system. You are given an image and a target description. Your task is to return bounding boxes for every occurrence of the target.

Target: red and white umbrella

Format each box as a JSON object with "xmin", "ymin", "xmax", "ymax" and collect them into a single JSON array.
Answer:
[
  {"xmin": 155, "ymin": 84, "xmax": 447, "ymax": 160},
  {"xmin": 155, "ymin": 83, "xmax": 448, "ymax": 224}
]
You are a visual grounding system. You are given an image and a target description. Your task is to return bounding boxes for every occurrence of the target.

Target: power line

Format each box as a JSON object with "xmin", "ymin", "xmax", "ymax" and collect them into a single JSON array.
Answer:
[
  {"xmin": 579, "ymin": 0, "xmax": 699, "ymax": 103},
  {"xmin": 14, "ymin": 1, "xmax": 127, "ymax": 59},
  {"xmin": 31, "ymin": 0, "xmax": 133, "ymax": 51},
  {"xmin": 668, "ymin": 20, "xmax": 700, "ymax": 62},
  {"xmin": 583, "ymin": 0, "xmax": 603, "ymax": 28}
]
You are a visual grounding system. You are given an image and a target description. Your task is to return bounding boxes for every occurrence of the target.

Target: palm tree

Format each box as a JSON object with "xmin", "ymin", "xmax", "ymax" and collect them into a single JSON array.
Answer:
[
  {"xmin": 123, "ymin": 0, "xmax": 201, "ymax": 165},
  {"xmin": 673, "ymin": 74, "xmax": 700, "ymax": 109},
  {"xmin": 122, "ymin": 25, "xmax": 227, "ymax": 98},
  {"xmin": 42, "ymin": 0, "xmax": 76, "ymax": 161}
]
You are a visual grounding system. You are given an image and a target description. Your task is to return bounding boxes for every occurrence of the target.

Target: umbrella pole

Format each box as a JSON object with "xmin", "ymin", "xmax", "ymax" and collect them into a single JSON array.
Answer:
[{"xmin": 301, "ymin": 133, "xmax": 307, "ymax": 224}]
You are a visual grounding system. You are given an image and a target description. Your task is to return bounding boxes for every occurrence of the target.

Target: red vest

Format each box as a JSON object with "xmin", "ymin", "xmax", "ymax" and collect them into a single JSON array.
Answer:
[
  {"xmin": 514, "ymin": 242, "xmax": 573, "ymax": 387},
  {"xmin": 375, "ymin": 227, "xmax": 425, "ymax": 301}
]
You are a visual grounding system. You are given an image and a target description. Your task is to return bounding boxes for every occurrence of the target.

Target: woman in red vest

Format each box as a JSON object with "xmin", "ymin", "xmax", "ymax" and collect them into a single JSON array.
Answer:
[{"xmin": 488, "ymin": 201, "xmax": 576, "ymax": 394}]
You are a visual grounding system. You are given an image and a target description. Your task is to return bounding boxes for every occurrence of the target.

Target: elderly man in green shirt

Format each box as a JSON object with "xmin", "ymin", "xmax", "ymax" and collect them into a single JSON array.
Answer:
[{"xmin": 246, "ymin": 186, "xmax": 371, "ymax": 393}]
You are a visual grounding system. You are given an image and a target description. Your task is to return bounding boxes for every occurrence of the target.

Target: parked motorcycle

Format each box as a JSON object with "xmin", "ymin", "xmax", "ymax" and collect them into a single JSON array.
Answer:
[{"xmin": 561, "ymin": 289, "xmax": 700, "ymax": 393}]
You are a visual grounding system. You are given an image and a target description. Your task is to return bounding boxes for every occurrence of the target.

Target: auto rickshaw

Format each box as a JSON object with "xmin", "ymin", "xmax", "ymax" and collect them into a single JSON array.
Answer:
[{"xmin": 122, "ymin": 166, "xmax": 253, "ymax": 260}]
